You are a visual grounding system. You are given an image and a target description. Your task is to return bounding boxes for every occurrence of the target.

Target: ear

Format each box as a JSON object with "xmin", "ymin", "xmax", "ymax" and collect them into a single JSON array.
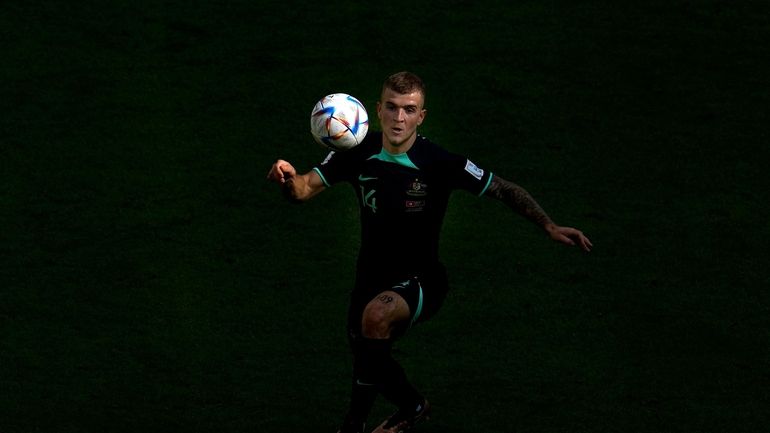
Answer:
[
  {"xmin": 417, "ymin": 109, "xmax": 427, "ymax": 126},
  {"xmin": 376, "ymin": 101, "xmax": 382, "ymax": 120}
]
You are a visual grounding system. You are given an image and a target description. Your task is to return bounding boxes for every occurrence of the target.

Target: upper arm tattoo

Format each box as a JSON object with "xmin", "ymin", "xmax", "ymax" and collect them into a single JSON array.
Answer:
[{"xmin": 484, "ymin": 175, "xmax": 553, "ymax": 228}]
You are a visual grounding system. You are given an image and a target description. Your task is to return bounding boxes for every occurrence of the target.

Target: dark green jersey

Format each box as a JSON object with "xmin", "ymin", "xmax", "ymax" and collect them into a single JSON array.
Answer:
[{"xmin": 314, "ymin": 132, "xmax": 493, "ymax": 280}]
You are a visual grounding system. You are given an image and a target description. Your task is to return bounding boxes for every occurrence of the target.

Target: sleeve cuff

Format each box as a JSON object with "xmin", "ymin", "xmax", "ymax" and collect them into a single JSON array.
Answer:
[
  {"xmin": 478, "ymin": 172, "xmax": 493, "ymax": 196},
  {"xmin": 312, "ymin": 167, "xmax": 331, "ymax": 187}
]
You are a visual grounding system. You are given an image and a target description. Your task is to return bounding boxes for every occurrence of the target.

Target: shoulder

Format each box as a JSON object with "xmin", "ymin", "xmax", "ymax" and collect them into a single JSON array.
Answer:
[
  {"xmin": 360, "ymin": 130, "xmax": 382, "ymax": 154},
  {"xmin": 410, "ymin": 136, "xmax": 492, "ymax": 186},
  {"xmin": 413, "ymin": 134, "xmax": 442, "ymax": 152},
  {"xmin": 409, "ymin": 135, "xmax": 449, "ymax": 160},
  {"xmin": 350, "ymin": 130, "xmax": 383, "ymax": 158},
  {"xmin": 408, "ymin": 135, "xmax": 457, "ymax": 167},
  {"xmin": 322, "ymin": 131, "xmax": 381, "ymax": 164}
]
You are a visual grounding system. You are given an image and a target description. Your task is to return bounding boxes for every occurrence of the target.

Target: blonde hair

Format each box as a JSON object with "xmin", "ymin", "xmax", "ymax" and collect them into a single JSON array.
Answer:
[{"xmin": 382, "ymin": 71, "xmax": 426, "ymax": 99}]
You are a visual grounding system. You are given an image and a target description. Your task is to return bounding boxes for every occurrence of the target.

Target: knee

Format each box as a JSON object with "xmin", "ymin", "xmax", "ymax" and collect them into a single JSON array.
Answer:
[{"xmin": 361, "ymin": 304, "xmax": 392, "ymax": 339}]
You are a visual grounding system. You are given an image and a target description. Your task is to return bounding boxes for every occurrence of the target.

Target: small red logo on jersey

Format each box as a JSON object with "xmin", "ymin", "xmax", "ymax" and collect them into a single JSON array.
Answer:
[{"xmin": 405, "ymin": 200, "xmax": 426, "ymax": 212}]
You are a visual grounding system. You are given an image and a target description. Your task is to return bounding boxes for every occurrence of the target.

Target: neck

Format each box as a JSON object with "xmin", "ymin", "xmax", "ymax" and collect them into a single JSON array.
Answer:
[{"xmin": 382, "ymin": 134, "xmax": 417, "ymax": 154}]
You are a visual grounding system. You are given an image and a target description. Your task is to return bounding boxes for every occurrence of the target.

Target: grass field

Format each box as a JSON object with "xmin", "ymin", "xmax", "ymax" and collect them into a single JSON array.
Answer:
[{"xmin": 2, "ymin": 1, "xmax": 769, "ymax": 432}]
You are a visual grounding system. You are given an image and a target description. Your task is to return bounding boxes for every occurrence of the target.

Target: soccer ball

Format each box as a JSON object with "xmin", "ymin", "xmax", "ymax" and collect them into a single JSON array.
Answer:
[{"xmin": 310, "ymin": 93, "xmax": 368, "ymax": 151}]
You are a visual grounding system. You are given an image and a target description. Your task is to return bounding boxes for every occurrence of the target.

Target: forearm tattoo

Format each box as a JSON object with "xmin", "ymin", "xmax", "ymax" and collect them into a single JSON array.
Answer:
[{"xmin": 485, "ymin": 176, "xmax": 553, "ymax": 228}]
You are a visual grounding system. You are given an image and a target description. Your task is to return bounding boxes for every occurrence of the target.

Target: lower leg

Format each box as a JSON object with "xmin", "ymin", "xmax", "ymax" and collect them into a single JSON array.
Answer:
[
  {"xmin": 345, "ymin": 335, "xmax": 381, "ymax": 425},
  {"xmin": 343, "ymin": 291, "xmax": 422, "ymax": 426},
  {"xmin": 352, "ymin": 336, "xmax": 423, "ymax": 409}
]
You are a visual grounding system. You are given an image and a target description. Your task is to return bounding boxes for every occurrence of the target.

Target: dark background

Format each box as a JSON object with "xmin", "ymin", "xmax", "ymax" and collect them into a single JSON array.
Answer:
[{"xmin": 2, "ymin": 1, "xmax": 768, "ymax": 432}]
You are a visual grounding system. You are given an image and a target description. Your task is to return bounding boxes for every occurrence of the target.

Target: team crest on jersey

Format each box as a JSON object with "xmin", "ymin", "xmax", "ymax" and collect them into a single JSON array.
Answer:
[
  {"xmin": 407, "ymin": 179, "xmax": 428, "ymax": 197},
  {"xmin": 465, "ymin": 159, "xmax": 484, "ymax": 180}
]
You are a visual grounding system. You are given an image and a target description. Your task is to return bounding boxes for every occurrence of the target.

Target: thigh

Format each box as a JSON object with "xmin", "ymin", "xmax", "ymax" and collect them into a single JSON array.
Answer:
[
  {"xmin": 347, "ymin": 264, "xmax": 450, "ymax": 337},
  {"xmin": 360, "ymin": 290, "xmax": 411, "ymax": 338}
]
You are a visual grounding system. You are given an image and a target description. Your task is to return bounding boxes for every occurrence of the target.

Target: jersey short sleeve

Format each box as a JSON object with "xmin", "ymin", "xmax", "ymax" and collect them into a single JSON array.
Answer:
[
  {"xmin": 435, "ymin": 149, "xmax": 494, "ymax": 196},
  {"xmin": 312, "ymin": 133, "xmax": 380, "ymax": 187},
  {"xmin": 312, "ymin": 149, "xmax": 356, "ymax": 187}
]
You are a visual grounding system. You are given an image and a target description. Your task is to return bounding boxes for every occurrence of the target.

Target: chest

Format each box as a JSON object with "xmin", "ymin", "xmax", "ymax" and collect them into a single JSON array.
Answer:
[{"xmin": 354, "ymin": 159, "xmax": 445, "ymax": 216}]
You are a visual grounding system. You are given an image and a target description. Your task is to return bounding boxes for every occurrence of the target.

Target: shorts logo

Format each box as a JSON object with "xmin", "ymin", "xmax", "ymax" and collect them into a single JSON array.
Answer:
[{"xmin": 465, "ymin": 159, "xmax": 484, "ymax": 180}]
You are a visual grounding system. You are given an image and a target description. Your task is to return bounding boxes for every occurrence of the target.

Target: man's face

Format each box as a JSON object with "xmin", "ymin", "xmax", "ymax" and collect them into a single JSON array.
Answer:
[{"xmin": 377, "ymin": 88, "xmax": 426, "ymax": 149}]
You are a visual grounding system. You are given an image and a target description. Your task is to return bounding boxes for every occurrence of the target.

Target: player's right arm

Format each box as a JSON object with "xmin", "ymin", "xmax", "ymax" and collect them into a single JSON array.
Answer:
[{"xmin": 267, "ymin": 159, "xmax": 326, "ymax": 203}]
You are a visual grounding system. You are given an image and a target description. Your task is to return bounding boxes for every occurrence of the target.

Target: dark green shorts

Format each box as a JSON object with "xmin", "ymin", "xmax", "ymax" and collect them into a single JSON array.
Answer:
[{"xmin": 347, "ymin": 263, "xmax": 449, "ymax": 337}]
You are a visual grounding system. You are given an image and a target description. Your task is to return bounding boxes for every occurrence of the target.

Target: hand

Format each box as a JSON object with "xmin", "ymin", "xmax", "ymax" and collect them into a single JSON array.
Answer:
[
  {"xmin": 545, "ymin": 224, "xmax": 593, "ymax": 252},
  {"xmin": 267, "ymin": 159, "xmax": 297, "ymax": 184}
]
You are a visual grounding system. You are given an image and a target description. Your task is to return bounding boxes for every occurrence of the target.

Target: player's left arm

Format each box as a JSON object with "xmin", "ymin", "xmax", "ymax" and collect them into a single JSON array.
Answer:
[{"xmin": 484, "ymin": 175, "xmax": 593, "ymax": 252}]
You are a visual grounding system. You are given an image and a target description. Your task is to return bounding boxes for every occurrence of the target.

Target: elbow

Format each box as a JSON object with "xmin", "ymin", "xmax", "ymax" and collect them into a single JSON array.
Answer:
[
  {"xmin": 281, "ymin": 184, "xmax": 307, "ymax": 203},
  {"xmin": 283, "ymin": 189, "xmax": 307, "ymax": 204}
]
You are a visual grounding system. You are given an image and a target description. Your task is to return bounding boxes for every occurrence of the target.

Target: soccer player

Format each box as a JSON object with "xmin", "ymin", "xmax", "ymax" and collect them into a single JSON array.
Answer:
[{"xmin": 267, "ymin": 71, "xmax": 592, "ymax": 433}]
